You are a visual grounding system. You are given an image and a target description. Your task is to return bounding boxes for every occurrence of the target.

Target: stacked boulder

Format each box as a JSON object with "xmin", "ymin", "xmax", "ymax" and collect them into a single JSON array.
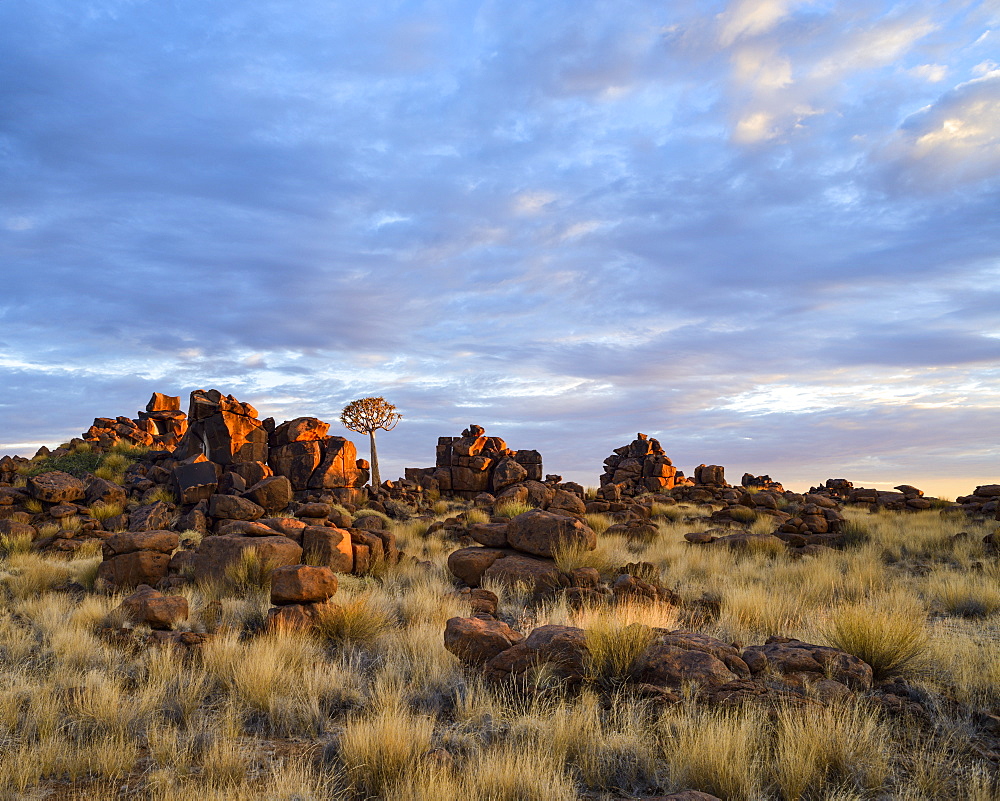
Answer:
[
  {"xmin": 447, "ymin": 509, "xmax": 598, "ymax": 597},
  {"xmin": 405, "ymin": 425, "xmax": 543, "ymax": 499},
  {"xmin": 741, "ymin": 473, "xmax": 784, "ymax": 492},
  {"xmin": 97, "ymin": 530, "xmax": 179, "ymax": 590},
  {"xmin": 267, "ymin": 417, "xmax": 369, "ymax": 502},
  {"xmin": 266, "ymin": 564, "xmax": 339, "ymax": 630},
  {"xmin": 599, "ymin": 434, "xmax": 679, "ymax": 497},
  {"xmin": 174, "ymin": 389, "xmax": 269, "ymax": 465},
  {"xmin": 84, "ymin": 393, "xmax": 188, "ymax": 451}
]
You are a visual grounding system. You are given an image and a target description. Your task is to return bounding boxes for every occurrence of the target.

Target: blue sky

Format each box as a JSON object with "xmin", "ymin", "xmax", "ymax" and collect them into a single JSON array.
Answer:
[{"xmin": 1, "ymin": 0, "xmax": 998, "ymax": 496}]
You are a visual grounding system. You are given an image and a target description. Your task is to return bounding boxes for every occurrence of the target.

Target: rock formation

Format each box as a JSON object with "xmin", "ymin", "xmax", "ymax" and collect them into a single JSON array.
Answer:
[
  {"xmin": 84, "ymin": 392, "xmax": 188, "ymax": 451},
  {"xmin": 404, "ymin": 425, "xmax": 543, "ymax": 499},
  {"xmin": 448, "ymin": 509, "xmax": 598, "ymax": 597},
  {"xmin": 599, "ymin": 433, "xmax": 679, "ymax": 497}
]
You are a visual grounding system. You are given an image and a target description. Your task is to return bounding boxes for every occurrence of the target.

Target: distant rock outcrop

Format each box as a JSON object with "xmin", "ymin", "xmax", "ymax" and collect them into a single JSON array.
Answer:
[
  {"xmin": 403, "ymin": 424, "xmax": 544, "ymax": 499},
  {"xmin": 599, "ymin": 433, "xmax": 680, "ymax": 497}
]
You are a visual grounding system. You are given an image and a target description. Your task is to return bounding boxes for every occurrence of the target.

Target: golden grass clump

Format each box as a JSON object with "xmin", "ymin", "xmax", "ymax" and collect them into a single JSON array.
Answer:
[
  {"xmin": 338, "ymin": 702, "xmax": 435, "ymax": 797},
  {"xmin": 924, "ymin": 569, "xmax": 1000, "ymax": 618},
  {"xmin": 659, "ymin": 704, "xmax": 767, "ymax": 799},
  {"xmin": 463, "ymin": 507, "xmax": 491, "ymax": 525},
  {"xmin": 88, "ymin": 499, "xmax": 124, "ymax": 521},
  {"xmin": 313, "ymin": 592, "xmax": 397, "ymax": 644},
  {"xmin": 773, "ymin": 701, "xmax": 891, "ymax": 799},
  {"xmin": 494, "ymin": 499, "xmax": 533, "ymax": 518},
  {"xmin": 821, "ymin": 592, "xmax": 929, "ymax": 680}
]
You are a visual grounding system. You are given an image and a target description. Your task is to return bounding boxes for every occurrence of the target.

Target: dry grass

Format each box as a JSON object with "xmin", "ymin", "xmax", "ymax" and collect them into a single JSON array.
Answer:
[
  {"xmin": 659, "ymin": 703, "xmax": 768, "ymax": 799},
  {"xmin": 338, "ymin": 701, "xmax": 435, "ymax": 797},
  {"xmin": 820, "ymin": 592, "xmax": 929, "ymax": 680},
  {"xmin": 773, "ymin": 701, "xmax": 891, "ymax": 799},
  {"xmin": 463, "ymin": 508, "xmax": 491, "ymax": 525},
  {"xmin": 0, "ymin": 501, "xmax": 998, "ymax": 799},
  {"xmin": 313, "ymin": 591, "xmax": 397, "ymax": 645},
  {"xmin": 494, "ymin": 499, "xmax": 534, "ymax": 518},
  {"xmin": 924, "ymin": 568, "xmax": 1000, "ymax": 618}
]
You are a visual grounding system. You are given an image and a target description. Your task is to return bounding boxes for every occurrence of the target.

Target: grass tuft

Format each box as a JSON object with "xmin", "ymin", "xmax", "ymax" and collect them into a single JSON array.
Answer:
[{"xmin": 821, "ymin": 593, "xmax": 928, "ymax": 680}]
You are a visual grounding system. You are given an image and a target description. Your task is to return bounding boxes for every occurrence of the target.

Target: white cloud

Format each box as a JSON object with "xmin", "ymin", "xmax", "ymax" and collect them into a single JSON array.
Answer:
[
  {"xmin": 717, "ymin": 0, "xmax": 808, "ymax": 47},
  {"xmin": 911, "ymin": 64, "xmax": 948, "ymax": 82}
]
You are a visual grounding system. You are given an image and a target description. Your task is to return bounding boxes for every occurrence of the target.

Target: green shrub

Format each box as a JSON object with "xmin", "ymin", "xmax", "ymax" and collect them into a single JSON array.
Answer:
[{"xmin": 19, "ymin": 451, "xmax": 103, "ymax": 478}]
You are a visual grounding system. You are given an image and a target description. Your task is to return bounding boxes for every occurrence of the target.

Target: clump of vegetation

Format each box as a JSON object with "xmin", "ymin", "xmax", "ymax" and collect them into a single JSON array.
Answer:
[
  {"xmin": 728, "ymin": 505, "xmax": 758, "ymax": 524},
  {"xmin": 88, "ymin": 500, "xmax": 124, "ymax": 521},
  {"xmin": 313, "ymin": 593, "xmax": 397, "ymax": 644},
  {"xmin": 821, "ymin": 593, "xmax": 929, "ymax": 680},
  {"xmin": 463, "ymin": 508, "xmax": 491, "ymax": 525},
  {"xmin": 494, "ymin": 500, "xmax": 533, "ymax": 518},
  {"xmin": 222, "ymin": 547, "xmax": 278, "ymax": 596}
]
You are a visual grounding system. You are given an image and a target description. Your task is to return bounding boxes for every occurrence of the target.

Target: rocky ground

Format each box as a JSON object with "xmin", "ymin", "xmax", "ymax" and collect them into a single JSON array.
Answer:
[{"xmin": 0, "ymin": 390, "xmax": 998, "ymax": 799}]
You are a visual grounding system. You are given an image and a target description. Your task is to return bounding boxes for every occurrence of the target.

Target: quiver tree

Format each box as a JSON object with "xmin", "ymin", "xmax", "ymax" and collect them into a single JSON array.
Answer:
[{"xmin": 340, "ymin": 397, "xmax": 401, "ymax": 487}]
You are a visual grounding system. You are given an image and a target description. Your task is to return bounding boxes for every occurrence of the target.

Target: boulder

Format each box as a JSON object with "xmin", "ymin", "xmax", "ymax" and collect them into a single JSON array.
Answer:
[
  {"xmin": 308, "ymin": 437, "xmax": 366, "ymax": 489},
  {"xmin": 0, "ymin": 520, "xmax": 36, "ymax": 539},
  {"xmin": 633, "ymin": 630, "xmax": 750, "ymax": 689},
  {"xmin": 208, "ymin": 494, "xmax": 264, "ymax": 521},
  {"xmin": 491, "ymin": 458, "xmax": 528, "ymax": 492},
  {"xmin": 84, "ymin": 477, "xmax": 127, "ymax": 508},
  {"xmin": 103, "ymin": 530, "xmax": 179, "ymax": 557},
  {"xmin": 270, "ymin": 417, "xmax": 330, "ymax": 448},
  {"xmin": 444, "ymin": 616, "xmax": 524, "ymax": 665},
  {"xmin": 27, "ymin": 471, "xmax": 86, "ymax": 504},
  {"xmin": 98, "ymin": 551, "xmax": 172, "ymax": 589},
  {"xmin": 270, "ymin": 564, "xmax": 338, "ymax": 605},
  {"xmin": 260, "ymin": 517, "xmax": 308, "ymax": 542},
  {"xmin": 193, "ymin": 534, "xmax": 303, "ymax": 583},
  {"xmin": 469, "ymin": 522, "xmax": 510, "ymax": 548},
  {"xmin": 128, "ymin": 501, "xmax": 174, "ymax": 532},
  {"xmin": 119, "ymin": 585, "xmax": 188, "ymax": 630},
  {"xmin": 741, "ymin": 637, "xmax": 873, "ymax": 691},
  {"xmin": 173, "ymin": 461, "xmax": 219, "ymax": 504},
  {"xmin": 302, "ymin": 526, "xmax": 354, "ymax": 572},
  {"xmin": 506, "ymin": 509, "xmax": 596, "ymax": 558},
  {"xmin": 243, "ymin": 475, "xmax": 293, "ymax": 514},
  {"xmin": 146, "ymin": 393, "xmax": 181, "ymax": 413},
  {"xmin": 483, "ymin": 552, "xmax": 566, "ymax": 594},
  {"xmin": 548, "ymin": 489, "xmax": 586, "ymax": 516},
  {"xmin": 227, "ymin": 461, "xmax": 272, "ymax": 486},
  {"xmin": 268, "ymin": 440, "xmax": 323, "ymax": 491},
  {"xmin": 447, "ymin": 547, "xmax": 508, "ymax": 587},
  {"xmin": 176, "ymin": 389, "xmax": 268, "ymax": 465},
  {"xmin": 484, "ymin": 624, "xmax": 588, "ymax": 683}
]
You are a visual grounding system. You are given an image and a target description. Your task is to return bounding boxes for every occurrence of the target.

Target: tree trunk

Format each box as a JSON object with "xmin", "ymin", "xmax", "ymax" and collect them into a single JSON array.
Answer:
[{"xmin": 369, "ymin": 430, "xmax": 380, "ymax": 487}]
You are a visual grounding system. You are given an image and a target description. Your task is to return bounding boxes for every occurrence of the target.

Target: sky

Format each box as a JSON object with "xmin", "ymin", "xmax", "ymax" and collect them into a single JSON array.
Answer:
[{"xmin": 1, "ymin": 0, "xmax": 999, "ymax": 498}]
